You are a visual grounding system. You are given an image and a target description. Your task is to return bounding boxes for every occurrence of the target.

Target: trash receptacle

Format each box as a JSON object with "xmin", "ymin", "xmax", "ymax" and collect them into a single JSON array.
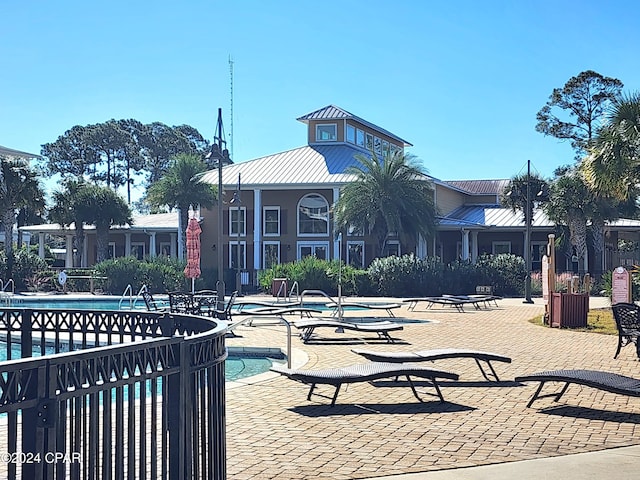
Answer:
[
  {"xmin": 272, "ymin": 278, "xmax": 288, "ymax": 297},
  {"xmin": 550, "ymin": 293, "xmax": 588, "ymax": 328}
]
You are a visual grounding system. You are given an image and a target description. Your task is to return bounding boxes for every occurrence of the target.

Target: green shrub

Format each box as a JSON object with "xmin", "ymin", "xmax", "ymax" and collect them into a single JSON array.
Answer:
[
  {"xmin": 0, "ymin": 247, "xmax": 50, "ymax": 291},
  {"xmin": 94, "ymin": 256, "xmax": 185, "ymax": 294},
  {"xmin": 257, "ymin": 256, "xmax": 367, "ymax": 296}
]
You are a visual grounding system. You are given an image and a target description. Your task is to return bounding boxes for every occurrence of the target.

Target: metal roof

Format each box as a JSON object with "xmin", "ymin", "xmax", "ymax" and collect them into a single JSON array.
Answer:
[
  {"xmin": 201, "ymin": 144, "xmax": 372, "ymax": 188},
  {"xmin": 438, "ymin": 205, "xmax": 554, "ymax": 230},
  {"xmin": 438, "ymin": 205, "xmax": 640, "ymax": 231},
  {"xmin": 296, "ymin": 105, "xmax": 412, "ymax": 146},
  {"xmin": 0, "ymin": 144, "xmax": 40, "ymax": 158},
  {"xmin": 444, "ymin": 179, "xmax": 510, "ymax": 195},
  {"xmin": 19, "ymin": 212, "xmax": 178, "ymax": 234}
]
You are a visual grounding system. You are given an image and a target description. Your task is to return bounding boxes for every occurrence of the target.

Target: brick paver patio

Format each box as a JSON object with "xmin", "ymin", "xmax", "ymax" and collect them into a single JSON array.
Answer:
[{"xmin": 225, "ymin": 297, "xmax": 640, "ymax": 479}]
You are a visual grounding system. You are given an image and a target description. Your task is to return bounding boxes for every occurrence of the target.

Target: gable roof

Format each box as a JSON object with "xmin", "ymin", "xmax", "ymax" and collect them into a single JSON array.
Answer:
[
  {"xmin": 297, "ymin": 105, "xmax": 413, "ymax": 147},
  {"xmin": 200, "ymin": 144, "xmax": 366, "ymax": 188}
]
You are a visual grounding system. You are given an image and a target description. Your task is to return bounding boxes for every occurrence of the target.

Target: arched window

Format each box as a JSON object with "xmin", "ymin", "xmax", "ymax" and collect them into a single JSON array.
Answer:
[{"xmin": 298, "ymin": 194, "xmax": 329, "ymax": 235}]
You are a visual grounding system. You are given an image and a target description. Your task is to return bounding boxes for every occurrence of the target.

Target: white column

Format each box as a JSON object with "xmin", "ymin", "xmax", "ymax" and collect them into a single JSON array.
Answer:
[
  {"xmin": 253, "ymin": 189, "xmax": 262, "ymax": 270},
  {"xmin": 82, "ymin": 235, "xmax": 88, "ymax": 267},
  {"xmin": 65, "ymin": 235, "xmax": 74, "ymax": 268},
  {"xmin": 170, "ymin": 233, "xmax": 177, "ymax": 258},
  {"xmin": 149, "ymin": 232, "xmax": 157, "ymax": 257},
  {"xmin": 471, "ymin": 231, "xmax": 478, "ymax": 263},
  {"xmin": 38, "ymin": 232, "xmax": 45, "ymax": 259},
  {"xmin": 461, "ymin": 229, "xmax": 470, "ymax": 261},
  {"xmin": 125, "ymin": 233, "xmax": 132, "ymax": 257}
]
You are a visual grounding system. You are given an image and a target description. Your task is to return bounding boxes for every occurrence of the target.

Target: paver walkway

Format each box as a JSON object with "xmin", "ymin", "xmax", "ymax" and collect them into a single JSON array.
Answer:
[{"xmin": 225, "ymin": 297, "xmax": 640, "ymax": 479}]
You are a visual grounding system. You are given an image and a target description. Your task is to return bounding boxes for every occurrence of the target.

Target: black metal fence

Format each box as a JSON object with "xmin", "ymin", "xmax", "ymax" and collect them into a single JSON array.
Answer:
[{"xmin": 0, "ymin": 307, "xmax": 227, "ymax": 479}]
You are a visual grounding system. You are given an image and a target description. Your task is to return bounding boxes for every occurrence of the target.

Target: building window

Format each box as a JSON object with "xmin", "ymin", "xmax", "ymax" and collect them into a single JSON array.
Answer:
[
  {"xmin": 382, "ymin": 140, "xmax": 389, "ymax": 157},
  {"xmin": 230, "ymin": 207, "xmax": 246, "ymax": 236},
  {"xmin": 298, "ymin": 194, "xmax": 329, "ymax": 235},
  {"xmin": 374, "ymin": 136, "xmax": 382, "ymax": 155},
  {"xmin": 159, "ymin": 242, "xmax": 171, "ymax": 257},
  {"xmin": 230, "ymin": 241, "xmax": 246, "ymax": 269},
  {"xmin": 316, "ymin": 124, "xmax": 337, "ymax": 141},
  {"xmin": 347, "ymin": 241, "xmax": 365, "ymax": 268},
  {"xmin": 263, "ymin": 207, "xmax": 280, "ymax": 236},
  {"xmin": 263, "ymin": 242, "xmax": 280, "ymax": 269},
  {"xmin": 346, "ymin": 124, "xmax": 356, "ymax": 144},
  {"xmin": 531, "ymin": 242, "xmax": 547, "ymax": 271},
  {"xmin": 299, "ymin": 242, "xmax": 328, "ymax": 260},
  {"xmin": 131, "ymin": 242, "xmax": 145, "ymax": 261},
  {"xmin": 108, "ymin": 242, "xmax": 116, "ymax": 259},
  {"xmin": 492, "ymin": 241, "xmax": 511, "ymax": 255},
  {"xmin": 383, "ymin": 241, "xmax": 400, "ymax": 257},
  {"xmin": 365, "ymin": 133, "xmax": 374, "ymax": 151},
  {"xmin": 356, "ymin": 129, "xmax": 365, "ymax": 147}
]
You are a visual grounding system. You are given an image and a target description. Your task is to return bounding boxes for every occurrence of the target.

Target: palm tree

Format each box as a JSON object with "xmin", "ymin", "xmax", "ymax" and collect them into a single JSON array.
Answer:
[
  {"xmin": 543, "ymin": 169, "xmax": 595, "ymax": 275},
  {"xmin": 334, "ymin": 150, "xmax": 437, "ymax": 256},
  {"xmin": 147, "ymin": 153, "xmax": 217, "ymax": 259},
  {"xmin": 0, "ymin": 157, "xmax": 45, "ymax": 280},
  {"xmin": 500, "ymin": 172, "xmax": 549, "ymax": 224},
  {"xmin": 582, "ymin": 92, "xmax": 640, "ymax": 201},
  {"xmin": 83, "ymin": 185, "xmax": 133, "ymax": 262},
  {"xmin": 49, "ymin": 179, "xmax": 94, "ymax": 267}
]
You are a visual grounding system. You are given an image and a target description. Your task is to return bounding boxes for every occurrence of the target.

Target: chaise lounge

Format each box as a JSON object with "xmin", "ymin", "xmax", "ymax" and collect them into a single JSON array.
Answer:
[
  {"xmin": 515, "ymin": 369, "xmax": 640, "ymax": 408},
  {"xmin": 270, "ymin": 362, "xmax": 459, "ymax": 406},
  {"xmin": 293, "ymin": 319, "xmax": 403, "ymax": 343},
  {"xmin": 352, "ymin": 348, "xmax": 512, "ymax": 381},
  {"xmin": 324, "ymin": 301, "xmax": 402, "ymax": 317}
]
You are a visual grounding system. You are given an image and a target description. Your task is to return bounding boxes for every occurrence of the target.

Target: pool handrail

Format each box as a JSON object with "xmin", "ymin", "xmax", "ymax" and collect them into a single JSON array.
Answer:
[{"xmin": 226, "ymin": 316, "xmax": 292, "ymax": 368}]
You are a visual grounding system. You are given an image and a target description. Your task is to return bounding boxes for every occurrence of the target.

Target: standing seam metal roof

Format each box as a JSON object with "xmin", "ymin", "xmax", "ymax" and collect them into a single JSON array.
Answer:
[{"xmin": 296, "ymin": 105, "xmax": 412, "ymax": 146}]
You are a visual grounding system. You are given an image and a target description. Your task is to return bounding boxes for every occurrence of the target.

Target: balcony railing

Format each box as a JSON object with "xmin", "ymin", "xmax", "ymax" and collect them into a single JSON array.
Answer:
[{"xmin": 0, "ymin": 307, "xmax": 227, "ymax": 480}]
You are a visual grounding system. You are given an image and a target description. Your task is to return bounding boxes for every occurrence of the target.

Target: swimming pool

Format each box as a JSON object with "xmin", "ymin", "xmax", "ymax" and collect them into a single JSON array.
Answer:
[{"xmin": 0, "ymin": 341, "xmax": 278, "ymax": 382}]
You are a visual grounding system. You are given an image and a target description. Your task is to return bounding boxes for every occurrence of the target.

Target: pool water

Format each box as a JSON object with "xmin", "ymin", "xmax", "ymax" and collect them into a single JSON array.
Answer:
[{"xmin": 0, "ymin": 343, "xmax": 275, "ymax": 382}]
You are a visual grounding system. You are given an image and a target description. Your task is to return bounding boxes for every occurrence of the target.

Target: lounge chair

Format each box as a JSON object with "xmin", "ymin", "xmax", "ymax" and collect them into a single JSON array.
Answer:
[
  {"xmin": 611, "ymin": 302, "xmax": 640, "ymax": 359},
  {"xmin": 403, "ymin": 296, "xmax": 468, "ymax": 312},
  {"xmin": 324, "ymin": 301, "xmax": 401, "ymax": 317},
  {"xmin": 293, "ymin": 319, "xmax": 403, "ymax": 343},
  {"xmin": 352, "ymin": 348, "xmax": 512, "ymax": 381},
  {"xmin": 270, "ymin": 362, "xmax": 459, "ymax": 406},
  {"xmin": 515, "ymin": 369, "xmax": 640, "ymax": 408},
  {"xmin": 235, "ymin": 299, "xmax": 301, "ymax": 313}
]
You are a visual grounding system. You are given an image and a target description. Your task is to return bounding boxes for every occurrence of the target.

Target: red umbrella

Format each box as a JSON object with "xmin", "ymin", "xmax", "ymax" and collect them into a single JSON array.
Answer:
[{"xmin": 184, "ymin": 218, "xmax": 202, "ymax": 292}]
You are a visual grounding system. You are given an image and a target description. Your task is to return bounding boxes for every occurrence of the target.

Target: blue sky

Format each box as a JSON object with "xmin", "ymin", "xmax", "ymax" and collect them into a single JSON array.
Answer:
[{"xmin": 1, "ymin": 0, "xmax": 639, "ymax": 192}]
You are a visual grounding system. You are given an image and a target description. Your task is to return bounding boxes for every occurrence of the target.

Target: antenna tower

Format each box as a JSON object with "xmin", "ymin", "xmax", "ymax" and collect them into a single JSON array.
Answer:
[{"xmin": 229, "ymin": 55, "xmax": 234, "ymax": 160}]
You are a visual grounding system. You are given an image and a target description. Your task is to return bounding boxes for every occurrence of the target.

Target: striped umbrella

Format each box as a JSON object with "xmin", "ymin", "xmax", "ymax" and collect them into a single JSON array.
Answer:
[{"xmin": 184, "ymin": 218, "xmax": 202, "ymax": 292}]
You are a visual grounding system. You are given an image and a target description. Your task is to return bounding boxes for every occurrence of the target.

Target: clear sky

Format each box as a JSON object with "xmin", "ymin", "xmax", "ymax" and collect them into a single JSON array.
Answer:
[{"xmin": 1, "ymin": 0, "xmax": 639, "ymax": 191}]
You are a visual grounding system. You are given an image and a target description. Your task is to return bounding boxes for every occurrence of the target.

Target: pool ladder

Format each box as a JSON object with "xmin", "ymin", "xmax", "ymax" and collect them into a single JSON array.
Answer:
[
  {"xmin": 0, "ymin": 279, "xmax": 15, "ymax": 306},
  {"xmin": 118, "ymin": 284, "xmax": 148, "ymax": 310}
]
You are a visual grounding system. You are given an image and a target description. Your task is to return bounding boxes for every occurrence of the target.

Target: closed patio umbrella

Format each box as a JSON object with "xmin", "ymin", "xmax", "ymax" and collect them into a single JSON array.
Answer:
[{"xmin": 184, "ymin": 217, "xmax": 202, "ymax": 293}]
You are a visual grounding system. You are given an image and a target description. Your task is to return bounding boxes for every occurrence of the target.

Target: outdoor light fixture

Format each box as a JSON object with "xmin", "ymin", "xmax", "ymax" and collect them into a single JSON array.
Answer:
[{"xmin": 205, "ymin": 108, "xmax": 232, "ymax": 316}]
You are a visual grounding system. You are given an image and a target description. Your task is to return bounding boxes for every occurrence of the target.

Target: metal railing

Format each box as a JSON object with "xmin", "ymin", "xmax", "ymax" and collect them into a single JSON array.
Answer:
[
  {"xmin": 226, "ymin": 315, "xmax": 293, "ymax": 368},
  {"xmin": 0, "ymin": 306, "xmax": 227, "ymax": 479}
]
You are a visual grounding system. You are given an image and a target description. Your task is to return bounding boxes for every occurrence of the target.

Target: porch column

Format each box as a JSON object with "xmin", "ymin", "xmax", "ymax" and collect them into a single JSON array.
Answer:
[
  {"xmin": 461, "ymin": 229, "xmax": 470, "ymax": 261},
  {"xmin": 170, "ymin": 233, "xmax": 177, "ymax": 258},
  {"xmin": 149, "ymin": 232, "xmax": 157, "ymax": 257},
  {"xmin": 65, "ymin": 235, "xmax": 73, "ymax": 268},
  {"xmin": 253, "ymin": 188, "xmax": 262, "ymax": 270},
  {"xmin": 471, "ymin": 231, "xmax": 478, "ymax": 263},
  {"xmin": 38, "ymin": 232, "xmax": 45, "ymax": 259},
  {"xmin": 333, "ymin": 188, "xmax": 340, "ymax": 260},
  {"xmin": 125, "ymin": 233, "xmax": 132, "ymax": 257}
]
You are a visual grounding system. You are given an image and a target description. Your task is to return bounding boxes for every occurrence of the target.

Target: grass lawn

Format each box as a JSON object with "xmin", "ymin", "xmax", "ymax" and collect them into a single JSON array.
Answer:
[{"xmin": 529, "ymin": 307, "xmax": 617, "ymax": 335}]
